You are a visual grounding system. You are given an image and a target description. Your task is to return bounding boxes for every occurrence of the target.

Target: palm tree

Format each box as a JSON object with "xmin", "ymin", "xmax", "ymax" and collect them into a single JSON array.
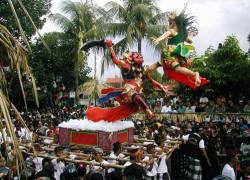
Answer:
[
  {"xmin": 100, "ymin": 0, "xmax": 168, "ymax": 71},
  {"xmin": 50, "ymin": 0, "xmax": 107, "ymax": 103},
  {"xmin": 248, "ymin": 34, "xmax": 250, "ymax": 53},
  {"xmin": 103, "ymin": 0, "xmax": 167, "ymax": 61},
  {"xmin": 78, "ymin": 78, "xmax": 104, "ymax": 105}
]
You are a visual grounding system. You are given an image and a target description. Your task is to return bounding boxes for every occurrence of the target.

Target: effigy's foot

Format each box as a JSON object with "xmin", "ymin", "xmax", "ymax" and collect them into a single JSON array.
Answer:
[
  {"xmin": 146, "ymin": 109, "xmax": 155, "ymax": 121},
  {"xmin": 194, "ymin": 72, "xmax": 201, "ymax": 86}
]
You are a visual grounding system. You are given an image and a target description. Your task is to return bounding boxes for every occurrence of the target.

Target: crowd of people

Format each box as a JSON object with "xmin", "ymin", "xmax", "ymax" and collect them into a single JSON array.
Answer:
[
  {"xmin": 148, "ymin": 95, "xmax": 250, "ymax": 114},
  {"xmin": 0, "ymin": 95, "xmax": 249, "ymax": 180}
]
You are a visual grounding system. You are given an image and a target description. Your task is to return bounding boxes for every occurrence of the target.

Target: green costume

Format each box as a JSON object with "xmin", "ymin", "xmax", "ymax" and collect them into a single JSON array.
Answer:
[{"xmin": 161, "ymin": 8, "xmax": 195, "ymax": 69}]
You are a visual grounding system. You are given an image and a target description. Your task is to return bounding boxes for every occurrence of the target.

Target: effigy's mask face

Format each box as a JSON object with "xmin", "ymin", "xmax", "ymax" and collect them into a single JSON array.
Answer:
[
  {"xmin": 168, "ymin": 19, "xmax": 176, "ymax": 29},
  {"xmin": 132, "ymin": 52, "xmax": 144, "ymax": 66},
  {"xmin": 123, "ymin": 52, "xmax": 144, "ymax": 67}
]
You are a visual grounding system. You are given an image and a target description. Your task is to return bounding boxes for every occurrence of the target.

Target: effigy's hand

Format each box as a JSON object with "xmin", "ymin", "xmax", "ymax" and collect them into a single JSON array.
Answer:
[
  {"xmin": 151, "ymin": 37, "xmax": 159, "ymax": 45},
  {"xmin": 161, "ymin": 85, "xmax": 169, "ymax": 95},
  {"xmin": 105, "ymin": 40, "xmax": 113, "ymax": 48}
]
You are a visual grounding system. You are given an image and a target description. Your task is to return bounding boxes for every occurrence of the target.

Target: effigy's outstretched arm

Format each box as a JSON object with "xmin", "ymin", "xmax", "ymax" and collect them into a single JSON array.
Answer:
[
  {"xmin": 105, "ymin": 40, "xmax": 130, "ymax": 71},
  {"xmin": 152, "ymin": 29, "xmax": 176, "ymax": 45}
]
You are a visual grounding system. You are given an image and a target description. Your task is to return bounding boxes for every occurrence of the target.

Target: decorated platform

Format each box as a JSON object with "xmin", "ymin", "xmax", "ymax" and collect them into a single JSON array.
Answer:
[{"xmin": 58, "ymin": 119, "xmax": 134, "ymax": 151}]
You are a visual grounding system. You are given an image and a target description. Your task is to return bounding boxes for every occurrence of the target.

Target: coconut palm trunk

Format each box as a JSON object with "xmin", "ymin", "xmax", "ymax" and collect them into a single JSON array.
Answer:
[{"xmin": 138, "ymin": 37, "xmax": 142, "ymax": 53}]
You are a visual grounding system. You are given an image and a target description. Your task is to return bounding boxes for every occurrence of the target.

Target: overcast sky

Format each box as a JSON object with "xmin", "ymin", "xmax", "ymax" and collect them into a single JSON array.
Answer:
[{"xmin": 40, "ymin": 0, "xmax": 250, "ymax": 81}]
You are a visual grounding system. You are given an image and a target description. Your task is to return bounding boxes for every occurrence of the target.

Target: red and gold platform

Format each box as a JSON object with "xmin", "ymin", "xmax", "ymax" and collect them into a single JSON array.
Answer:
[{"xmin": 58, "ymin": 119, "xmax": 134, "ymax": 152}]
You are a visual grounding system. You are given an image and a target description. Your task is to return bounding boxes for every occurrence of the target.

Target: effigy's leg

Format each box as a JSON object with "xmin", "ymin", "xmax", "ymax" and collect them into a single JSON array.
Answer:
[
  {"xmin": 132, "ymin": 94, "xmax": 154, "ymax": 120},
  {"xmin": 172, "ymin": 61, "xmax": 201, "ymax": 86}
]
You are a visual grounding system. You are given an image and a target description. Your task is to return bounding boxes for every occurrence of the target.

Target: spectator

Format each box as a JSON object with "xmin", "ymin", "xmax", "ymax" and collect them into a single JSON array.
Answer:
[
  {"xmin": 35, "ymin": 157, "xmax": 55, "ymax": 180},
  {"xmin": 222, "ymin": 150, "xmax": 238, "ymax": 180},
  {"xmin": 185, "ymin": 103, "xmax": 194, "ymax": 113},
  {"xmin": 154, "ymin": 101, "xmax": 162, "ymax": 113},
  {"xmin": 240, "ymin": 137, "xmax": 250, "ymax": 161},
  {"xmin": 244, "ymin": 100, "xmax": 250, "ymax": 113},
  {"xmin": 239, "ymin": 160, "xmax": 250, "ymax": 180},
  {"xmin": 52, "ymin": 146, "xmax": 66, "ymax": 180},
  {"xmin": 183, "ymin": 129, "xmax": 211, "ymax": 180},
  {"xmin": 161, "ymin": 102, "xmax": 172, "ymax": 113},
  {"xmin": 60, "ymin": 163, "xmax": 79, "ymax": 180},
  {"xmin": 124, "ymin": 146, "xmax": 146, "ymax": 179},
  {"xmin": 177, "ymin": 103, "xmax": 186, "ymax": 113},
  {"xmin": 0, "ymin": 157, "xmax": 12, "ymax": 180}
]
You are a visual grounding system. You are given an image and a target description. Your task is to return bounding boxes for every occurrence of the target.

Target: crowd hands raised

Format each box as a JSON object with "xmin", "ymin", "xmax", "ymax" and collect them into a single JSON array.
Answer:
[{"xmin": 0, "ymin": 94, "xmax": 250, "ymax": 180}]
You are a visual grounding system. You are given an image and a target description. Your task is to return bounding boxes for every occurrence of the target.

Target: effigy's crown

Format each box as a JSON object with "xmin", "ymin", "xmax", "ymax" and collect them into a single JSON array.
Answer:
[{"xmin": 169, "ymin": 11, "xmax": 177, "ymax": 20}]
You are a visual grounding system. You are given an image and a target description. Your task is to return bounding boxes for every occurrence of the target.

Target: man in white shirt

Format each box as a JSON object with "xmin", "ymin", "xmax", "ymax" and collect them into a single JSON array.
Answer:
[
  {"xmin": 52, "ymin": 146, "xmax": 66, "ymax": 180},
  {"xmin": 32, "ymin": 144, "xmax": 44, "ymax": 174},
  {"xmin": 222, "ymin": 150, "xmax": 238, "ymax": 180},
  {"xmin": 185, "ymin": 103, "xmax": 194, "ymax": 113},
  {"xmin": 240, "ymin": 137, "xmax": 250, "ymax": 161},
  {"xmin": 86, "ymin": 148, "xmax": 109, "ymax": 179},
  {"xmin": 143, "ymin": 144, "xmax": 158, "ymax": 180},
  {"xmin": 107, "ymin": 142, "xmax": 125, "ymax": 174},
  {"xmin": 161, "ymin": 102, "xmax": 172, "ymax": 113}
]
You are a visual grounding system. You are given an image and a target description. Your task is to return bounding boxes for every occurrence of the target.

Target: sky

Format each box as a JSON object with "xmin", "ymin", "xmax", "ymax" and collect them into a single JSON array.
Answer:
[{"xmin": 40, "ymin": 0, "xmax": 250, "ymax": 81}]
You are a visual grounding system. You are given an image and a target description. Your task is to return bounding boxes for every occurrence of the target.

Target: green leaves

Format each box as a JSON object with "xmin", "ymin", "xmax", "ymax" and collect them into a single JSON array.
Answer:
[
  {"xmin": 102, "ymin": 0, "xmax": 167, "ymax": 69},
  {"xmin": 49, "ymin": 0, "xmax": 106, "ymax": 102},
  {"xmin": 191, "ymin": 35, "xmax": 250, "ymax": 97},
  {"xmin": 0, "ymin": 0, "xmax": 51, "ymax": 38}
]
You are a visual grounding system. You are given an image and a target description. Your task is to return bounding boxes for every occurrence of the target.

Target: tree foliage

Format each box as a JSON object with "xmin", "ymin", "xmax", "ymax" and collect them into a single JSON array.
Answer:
[
  {"xmin": 29, "ymin": 32, "xmax": 91, "ymax": 107},
  {"xmin": 143, "ymin": 69, "xmax": 163, "ymax": 96},
  {"xmin": 0, "ymin": 0, "xmax": 51, "ymax": 38},
  {"xmin": 102, "ymin": 0, "xmax": 167, "ymax": 72},
  {"xmin": 191, "ymin": 36, "xmax": 250, "ymax": 97},
  {"xmin": 0, "ymin": 23, "xmax": 38, "ymax": 177},
  {"xmin": 50, "ymin": 0, "xmax": 106, "ymax": 101}
]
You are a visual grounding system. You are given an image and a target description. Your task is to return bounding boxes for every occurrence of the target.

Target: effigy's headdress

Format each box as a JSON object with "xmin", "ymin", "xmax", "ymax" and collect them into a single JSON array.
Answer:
[
  {"xmin": 168, "ymin": 11, "xmax": 177, "ymax": 20},
  {"xmin": 168, "ymin": 5, "xmax": 196, "ymax": 41},
  {"xmin": 122, "ymin": 51, "xmax": 144, "ymax": 66}
]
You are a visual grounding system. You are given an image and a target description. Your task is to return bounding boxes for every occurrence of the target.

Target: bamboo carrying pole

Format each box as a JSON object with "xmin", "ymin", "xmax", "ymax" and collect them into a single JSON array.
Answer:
[
  {"xmin": 134, "ymin": 138, "xmax": 182, "ymax": 143},
  {"xmin": 27, "ymin": 153, "xmax": 126, "ymax": 169},
  {"xmin": 21, "ymin": 141, "xmax": 180, "ymax": 164}
]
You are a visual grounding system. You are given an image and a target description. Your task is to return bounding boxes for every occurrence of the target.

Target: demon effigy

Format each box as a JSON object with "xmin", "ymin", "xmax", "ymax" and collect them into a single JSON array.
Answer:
[{"xmin": 82, "ymin": 39, "xmax": 168, "ymax": 122}]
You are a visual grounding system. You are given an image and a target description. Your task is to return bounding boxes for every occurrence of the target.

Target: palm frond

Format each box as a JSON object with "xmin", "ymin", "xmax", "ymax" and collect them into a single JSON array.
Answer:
[
  {"xmin": 78, "ymin": 78, "xmax": 101, "ymax": 103},
  {"xmin": 104, "ymin": 23, "xmax": 128, "ymax": 37},
  {"xmin": 0, "ymin": 91, "xmax": 26, "ymax": 177},
  {"xmin": 105, "ymin": 1, "xmax": 126, "ymax": 16},
  {"xmin": 7, "ymin": 0, "xmax": 32, "ymax": 52},
  {"xmin": 16, "ymin": 0, "xmax": 51, "ymax": 53},
  {"xmin": 0, "ymin": 23, "xmax": 38, "ymax": 109},
  {"xmin": 150, "ymin": 11, "xmax": 168, "ymax": 24},
  {"xmin": 49, "ymin": 13, "xmax": 76, "ymax": 34}
]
